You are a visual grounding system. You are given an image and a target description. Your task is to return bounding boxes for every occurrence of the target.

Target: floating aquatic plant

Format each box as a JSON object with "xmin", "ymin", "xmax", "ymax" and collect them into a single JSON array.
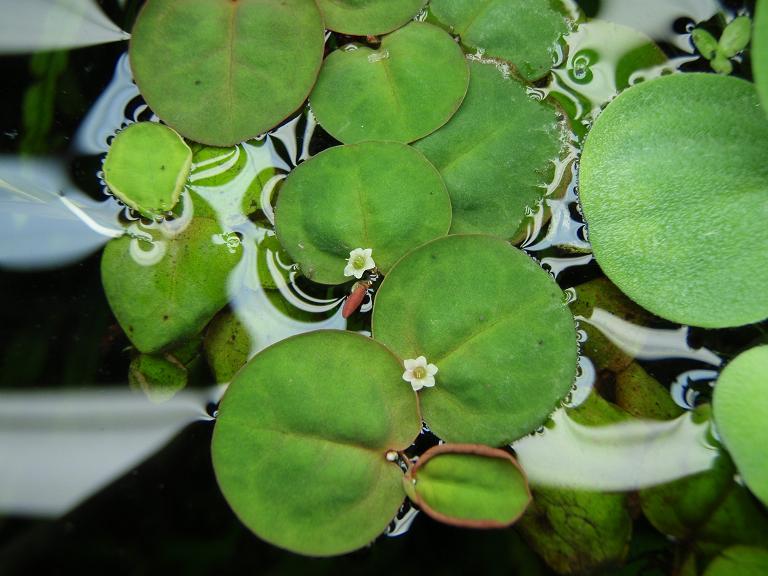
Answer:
[{"xmin": 310, "ymin": 21, "xmax": 470, "ymax": 143}]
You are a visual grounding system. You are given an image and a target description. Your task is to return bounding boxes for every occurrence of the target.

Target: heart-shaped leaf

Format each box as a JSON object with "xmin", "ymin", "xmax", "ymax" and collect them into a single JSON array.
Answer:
[
  {"xmin": 429, "ymin": 0, "xmax": 569, "ymax": 81},
  {"xmin": 310, "ymin": 22, "xmax": 469, "ymax": 144},
  {"xmin": 713, "ymin": 345, "xmax": 768, "ymax": 507},
  {"xmin": 129, "ymin": 0, "xmax": 325, "ymax": 146},
  {"xmin": 579, "ymin": 73, "xmax": 768, "ymax": 328},
  {"xmin": 372, "ymin": 234, "xmax": 578, "ymax": 445},
  {"xmin": 212, "ymin": 330, "xmax": 422, "ymax": 556},
  {"xmin": 414, "ymin": 59, "xmax": 565, "ymax": 237},
  {"xmin": 755, "ymin": 0, "xmax": 768, "ymax": 114},
  {"xmin": 316, "ymin": 0, "xmax": 427, "ymax": 35},
  {"xmin": 102, "ymin": 122, "xmax": 191, "ymax": 219},
  {"xmin": 275, "ymin": 141, "xmax": 452, "ymax": 284},
  {"xmin": 101, "ymin": 216, "xmax": 242, "ymax": 353},
  {"xmin": 404, "ymin": 444, "xmax": 531, "ymax": 527}
]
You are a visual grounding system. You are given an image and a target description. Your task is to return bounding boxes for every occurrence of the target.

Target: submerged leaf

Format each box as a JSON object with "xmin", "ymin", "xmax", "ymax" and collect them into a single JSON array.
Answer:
[
  {"xmin": 704, "ymin": 546, "xmax": 768, "ymax": 576},
  {"xmin": 372, "ymin": 235, "xmax": 578, "ymax": 445},
  {"xmin": 404, "ymin": 444, "xmax": 531, "ymax": 527},
  {"xmin": 640, "ymin": 451, "xmax": 768, "ymax": 555},
  {"xmin": 211, "ymin": 330, "xmax": 421, "ymax": 556},
  {"xmin": 517, "ymin": 393, "xmax": 632, "ymax": 575},
  {"xmin": 310, "ymin": 22, "xmax": 469, "ymax": 144},
  {"xmin": 101, "ymin": 217, "xmax": 242, "ymax": 353},
  {"xmin": 129, "ymin": 0, "xmax": 325, "ymax": 146},
  {"xmin": 579, "ymin": 73, "xmax": 768, "ymax": 328},
  {"xmin": 203, "ymin": 310, "xmax": 252, "ymax": 384}
]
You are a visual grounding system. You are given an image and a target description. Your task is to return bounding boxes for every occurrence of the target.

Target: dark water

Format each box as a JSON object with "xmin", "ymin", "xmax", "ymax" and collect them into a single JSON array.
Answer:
[{"xmin": 0, "ymin": 0, "xmax": 765, "ymax": 574}]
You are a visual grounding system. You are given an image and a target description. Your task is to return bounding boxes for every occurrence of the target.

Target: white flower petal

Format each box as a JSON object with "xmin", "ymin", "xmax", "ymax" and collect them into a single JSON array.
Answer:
[
  {"xmin": 403, "ymin": 358, "xmax": 418, "ymax": 371},
  {"xmin": 402, "ymin": 369, "xmax": 414, "ymax": 382},
  {"xmin": 362, "ymin": 248, "xmax": 373, "ymax": 258},
  {"xmin": 426, "ymin": 363, "xmax": 438, "ymax": 376},
  {"xmin": 343, "ymin": 263, "xmax": 356, "ymax": 277},
  {"xmin": 415, "ymin": 356, "xmax": 427, "ymax": 367},
  {"xmin": 410, "ymin": 380, "xmax": 424, "ymax": 392},
  {"xmin": 421, "ymin": 375, "xmax": 436, "ymax": 388}
]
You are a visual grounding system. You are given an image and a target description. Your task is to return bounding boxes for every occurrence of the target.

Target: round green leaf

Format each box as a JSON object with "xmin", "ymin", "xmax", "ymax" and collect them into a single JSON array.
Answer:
[
  {"xmin": 310, "ymin": 22, "xmax": 469, "ymax": 144},
  {"xmin": 103, "ymin": 122, "xmax": 191, "ymax": 219},
  {"xmin": 405, "ymin": 444, "xmax": 531, "ymax": 527},
  {"xmin": 129, "ymin": 0, "xmax": 325, "ymax": 146},
  {"xmin": 101, "ymin": 217, "xmax": 242, "ymax": 353},
  {"xmin": 316, "ymin": 0, "xmax": 427, "ymax": 35},
  {"xmin": 579, "ymin": 73, "xmax": 768, "ymax": 328},
  {"xmin": 372, "ymin": 235, "xmax": 578, "ymax": 445},
  {"xmin": 429, "ymin": 0, "xmax": 569, "ymax": 81},
  {"xmin": 414, "ymin": 59, "xmax": 564, "ymax": 237},
  {"xmin": 275, "ymin": 142, "xmax": 452, "ymax": 284},
  {"xmin": 212, "ymin": 330, "xmax": 421, "ymax": 556},
  {"xmin": 755, "ymin": 0, "xmax": 768, "ymax": 113},
  {"xmin": 704, "ymin": 546, "xmax": 768, "ymax": 576},
  {"xmin": 713, "ymin": 346, "xmax": 768, "ymax": 507}
]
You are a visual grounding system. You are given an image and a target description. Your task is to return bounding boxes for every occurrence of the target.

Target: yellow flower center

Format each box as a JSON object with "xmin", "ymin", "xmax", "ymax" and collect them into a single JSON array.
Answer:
[
  {"xmin": 412, "ymin": 366, "xmax": 427, "ymax": 379},
  {"xmin": 353, "ymin": 255, "xmax": 367, "ymax": 269}
]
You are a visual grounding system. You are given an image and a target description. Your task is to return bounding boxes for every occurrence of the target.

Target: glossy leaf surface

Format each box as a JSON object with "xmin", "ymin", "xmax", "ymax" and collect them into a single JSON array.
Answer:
[
  {"xmin": 212, "ymin": 330, "xmax": 422, "ymax": 556},
  {"xmin": 275, "ymin": 142, "xmax": 451, "ymax": 284},
  {"xmin": 130, "ymin": 0, "xmax": 325, "ymax": 146},
  {"xmin": 373, "ymin": 234, "xmax": 578, "ymax": 445},
  {"xmin": 405, "ymin": 444, "xmax": 530, "ymax": 527},
  {"xmin": 310, "ymin": 22, "xmax": 469, "ymax": 143},
  {"xmin": 102, "ymin": 122, "xmax": 191, "ymax": 218}
]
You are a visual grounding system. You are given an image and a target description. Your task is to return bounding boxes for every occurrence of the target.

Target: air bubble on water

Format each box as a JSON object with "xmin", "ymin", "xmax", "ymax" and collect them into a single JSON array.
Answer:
[{"xmin": 367, "ymin": 49, "xmax": 390, "ymax": 63}]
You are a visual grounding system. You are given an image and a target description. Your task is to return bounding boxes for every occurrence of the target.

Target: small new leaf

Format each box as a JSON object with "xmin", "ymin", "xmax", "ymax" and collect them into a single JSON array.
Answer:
[
  {"xmin": 719, "ymin": 15, "xmax": 752, "ymax": 58},
  {"xmin": 692, "ymin": 28, "xmax": 719, "ymax": 59}
]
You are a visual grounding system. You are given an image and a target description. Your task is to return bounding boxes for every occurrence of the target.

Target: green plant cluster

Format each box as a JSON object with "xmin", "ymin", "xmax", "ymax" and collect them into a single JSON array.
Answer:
[{"xmin": 96, "ymin": 0, "xmax": 768, "ymax": 572}]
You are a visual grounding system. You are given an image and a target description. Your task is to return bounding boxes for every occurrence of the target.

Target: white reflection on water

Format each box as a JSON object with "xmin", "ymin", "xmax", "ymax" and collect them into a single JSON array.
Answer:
[
  {"xmin": 0, "ymin": 156, "xmax": 122, "ymax": 270},
  {"xmin": 596, "ymin": 0, "xmax": 720, "ymax": 50},
  {"xmin": 74, "ymin": 53, "xmax": 143, "ymax": 155},
  {"xmin": 514, "ymin": 408, "xmax": 718, "ymax": 490},
  {"xmin": 578, "ymin": 308, "xmax": 722, "ymax": 366},
  {"xmin": 0, "ymin": 0, "xmax": 129, "ymax": 55},
  {"xmin": 0, "ymin": 387, "xmax": 220, "ymax": 517}
]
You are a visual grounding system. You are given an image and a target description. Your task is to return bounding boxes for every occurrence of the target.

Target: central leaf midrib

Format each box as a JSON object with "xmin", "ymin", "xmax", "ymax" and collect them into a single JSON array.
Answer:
[
  {"xmin": 457, "ymin": 0, "xmax": 496, "ymax": 37},
  {"xmin": 437, "ymin": 122, "xmax": 511, "ymax": 174},
  {"xmin": 224, "ymin": 1, "xmax": 240, "ymax": 132},
  {"xmin": 257, "ymin": 426, "xmax": 391, "ymax": 455}
]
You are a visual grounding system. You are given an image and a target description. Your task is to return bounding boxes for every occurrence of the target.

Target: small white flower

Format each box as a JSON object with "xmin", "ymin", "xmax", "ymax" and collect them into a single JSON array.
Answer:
[
  {"xmin": 402, "ymin": 356, "xmax": 438, "ymax": 392},
  {"xmin": 343, "ymin": 247, "xmax": 376, "ymax": 279}
]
